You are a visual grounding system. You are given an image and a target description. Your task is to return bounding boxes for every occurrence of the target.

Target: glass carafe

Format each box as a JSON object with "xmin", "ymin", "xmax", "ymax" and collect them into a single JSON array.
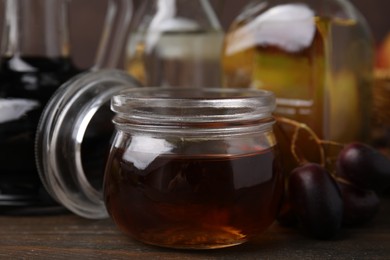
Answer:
[
  {"xmin": 0, "ymin": 0, "xmax": 132, "ymax": 214},
  {"xmin": 222, "ymin": 0, "xmax": 374, "ymax": 172},
  {"xmin": 126, "ymin": 0, "xmax": 224, "ymax": 87}
]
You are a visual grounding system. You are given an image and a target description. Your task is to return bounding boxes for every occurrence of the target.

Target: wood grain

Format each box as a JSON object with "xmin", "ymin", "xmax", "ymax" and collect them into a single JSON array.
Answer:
[{"xmin": 0, "ymin": 197, "xmax": 389, "ymax": 259}]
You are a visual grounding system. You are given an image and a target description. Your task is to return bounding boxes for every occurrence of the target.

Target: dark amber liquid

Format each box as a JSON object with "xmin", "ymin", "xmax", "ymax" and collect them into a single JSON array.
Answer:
[
  {"xmin": 104, "ymin": 148, "xmax": 283, "ymax": 249},
  {"xmin": 0, "ymin": 56, "xmax": 80, "ymax": 211}
]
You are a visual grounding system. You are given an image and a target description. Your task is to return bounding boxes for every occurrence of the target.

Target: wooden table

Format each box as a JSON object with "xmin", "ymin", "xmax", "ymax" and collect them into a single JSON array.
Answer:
[{"xmin": 0, "ymin": 197, "xmax": 389, "ymax": 259}]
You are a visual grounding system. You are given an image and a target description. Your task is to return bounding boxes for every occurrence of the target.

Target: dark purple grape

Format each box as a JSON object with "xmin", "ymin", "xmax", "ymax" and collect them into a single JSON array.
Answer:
[
  {"xmin": 337, "ymin": 142, "xmax": 390, "ymax": 192},
  {"xmin": 289, "ymin": 163, "xmax": 343, "ymax": 239},
  {"xmin": 338, "ymin": 182, "xmax": 380, "ymax": 226}
]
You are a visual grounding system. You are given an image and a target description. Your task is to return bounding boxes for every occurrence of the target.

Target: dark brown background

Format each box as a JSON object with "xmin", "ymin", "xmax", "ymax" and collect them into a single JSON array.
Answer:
[{"xmin": 70, "ymin": 0, "xmax": 390, "ymax": 69}]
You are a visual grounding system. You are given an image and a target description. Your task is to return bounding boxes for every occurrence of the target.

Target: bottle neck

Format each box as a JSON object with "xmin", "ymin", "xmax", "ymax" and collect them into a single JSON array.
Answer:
[
  {"xmin": 1, "ymin": 0, "xmax": 70, "ymax": 58},
  {"xmin": 139, "ymin": 0, "xmax": 222, "ymax": 31}
]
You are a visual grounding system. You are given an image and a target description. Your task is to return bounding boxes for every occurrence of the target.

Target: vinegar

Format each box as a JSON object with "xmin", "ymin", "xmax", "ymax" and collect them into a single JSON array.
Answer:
[
  {"xmin": 104, "ymin": 149, "xmax": 283, "ymax": 249},
  {"xmin": 223, "ymin": 16, "xmax": 373, "ymax": 171},
  {"xmin": 0, "ymin": 56, "xmax": 80, "ymax": 210}
]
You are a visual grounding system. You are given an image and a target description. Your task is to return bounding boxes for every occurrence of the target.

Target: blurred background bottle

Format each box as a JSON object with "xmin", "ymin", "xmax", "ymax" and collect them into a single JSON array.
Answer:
[
  {"xmin": 222, "ymin": 0, "xmax": 374, "ymax": 171},
  {"xmin": 372, "ymin": 33, "xmax": 390, "ymax": 157},
  {"xmin": 0, "ymin": 0, "xmax": 132, "ymax": 213},
  {"xmin": 126, "ymin": 0, "xmax": 224, "ymax": 87},
  {"xmin": 0, "ymin": 0, "xmax": 80, "ymax": 212}
]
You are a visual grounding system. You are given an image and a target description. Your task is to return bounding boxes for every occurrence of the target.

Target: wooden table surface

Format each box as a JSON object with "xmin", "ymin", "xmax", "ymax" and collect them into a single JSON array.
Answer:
[{"xmin": 0, "ymin": 197, "xmax": 389, "ymax": 259}]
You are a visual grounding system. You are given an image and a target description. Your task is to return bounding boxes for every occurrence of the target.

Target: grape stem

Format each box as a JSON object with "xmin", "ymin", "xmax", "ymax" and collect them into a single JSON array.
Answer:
[
  {"xmin": 333, "ymin": 175, "xmax": 355, "ymax": 188},
  {"xmin": 319, "ymin": 140, "xmax": 345, "ymax": 148},
  {"xmin": 275, "ymin": 116, "xmax": 345, "ymax": 168},
  {"xmin": 275, "ymin": 116, "xmax": 348, "ymax": 185},
  {"xmin": 275, "ymin": 116, "xmax": 326, "ymax": 166}
]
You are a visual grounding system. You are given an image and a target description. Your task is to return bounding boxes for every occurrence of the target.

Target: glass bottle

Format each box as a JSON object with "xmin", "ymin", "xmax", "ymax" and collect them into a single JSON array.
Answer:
[
  {"xmin": 0, "ymin": 0, "xmax": 133, "ymax": 213},
  {"xmin": 372, "ymin": 32, "xmax": 390, "ymax": 157},
  {"xmin": 126, "ymin": 0, "xmax": 224, "ymax": 87},
  {"xmin": 222, "ymin": 0, "xmax": 374, "ymax": 172},
  {"xmin": 0, "ymin": 0, "xmax": 80, "ymax": 213}
]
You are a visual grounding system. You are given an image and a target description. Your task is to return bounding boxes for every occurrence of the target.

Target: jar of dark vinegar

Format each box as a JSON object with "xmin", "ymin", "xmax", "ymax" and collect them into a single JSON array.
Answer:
[{"xmin": 105, "ymin": 87, "xmax": 283, "ymax": 249}]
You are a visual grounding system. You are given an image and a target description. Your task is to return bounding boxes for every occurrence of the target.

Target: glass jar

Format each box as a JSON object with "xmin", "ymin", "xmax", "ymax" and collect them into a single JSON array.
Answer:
[
  {"xmin": 35, "ymin": 74, "xmax": 283, "ymax": 249},
  {"xmin": 105, "ymin": 87, "xmax": 282, "ymax": 249}
]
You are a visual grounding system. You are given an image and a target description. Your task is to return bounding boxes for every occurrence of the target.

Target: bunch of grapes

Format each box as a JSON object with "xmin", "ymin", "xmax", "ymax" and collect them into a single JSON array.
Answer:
[{"xmin": 276, "ymin": 118, "xmax": 390, "ymax": 239}]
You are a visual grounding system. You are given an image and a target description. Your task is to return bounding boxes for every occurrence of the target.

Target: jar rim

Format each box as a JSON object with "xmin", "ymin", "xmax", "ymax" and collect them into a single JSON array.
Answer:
[{"xmin": 111, "ymin": 87, "xmax": 275, "ymax": 124}]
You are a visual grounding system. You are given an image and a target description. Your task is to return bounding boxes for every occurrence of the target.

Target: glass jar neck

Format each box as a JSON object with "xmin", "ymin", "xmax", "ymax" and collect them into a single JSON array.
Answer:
[
  {"xmin": 1, "ymin": 0, "xmax": 70, "ymax": 58},
  {"xmin": 111, "ymin": 87, "xmax": 276, "ymax": 136}
]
